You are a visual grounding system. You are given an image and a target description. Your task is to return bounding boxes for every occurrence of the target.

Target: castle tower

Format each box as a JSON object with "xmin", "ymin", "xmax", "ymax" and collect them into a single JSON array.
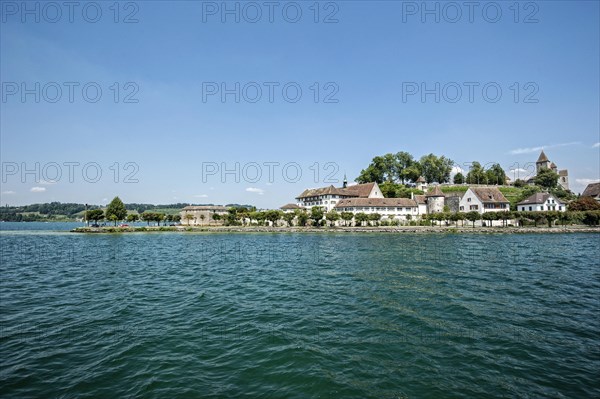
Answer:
[
  {"xmin": 416, "ymin": 176, "xmax": 428, "ymax": 192},
  {"xmin": 426, "ymin": 185, "xmax": 445, "ymax": 214},
  {"xmin": 342, "ymin": 174, "xmax": 347, "ymax": 188},
  {"xmin": 536, "ymin": 150, "xmax": 551, "ymax": 173}
]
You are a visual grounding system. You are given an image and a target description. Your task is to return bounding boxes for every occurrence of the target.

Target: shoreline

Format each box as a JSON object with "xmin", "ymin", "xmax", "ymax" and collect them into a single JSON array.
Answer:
[{"xmin": 71, "ymin": 225, "xmax": 600, "ymax": 234}]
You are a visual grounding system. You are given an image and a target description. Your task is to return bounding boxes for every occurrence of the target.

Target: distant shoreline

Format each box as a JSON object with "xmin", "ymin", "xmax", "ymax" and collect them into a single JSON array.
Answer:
[{"xmin": 70, "ymin": 226, "xmax": 600, "ymax": 234}]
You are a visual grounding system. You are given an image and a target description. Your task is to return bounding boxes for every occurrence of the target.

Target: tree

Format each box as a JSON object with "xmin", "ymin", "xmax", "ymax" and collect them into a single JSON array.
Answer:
[
  {"xmin": 294, "ymin": 209, "xmax": 309, "ymax": 226},
  {"xmin": 482, "ymin": 211, "xmax": 498, "ymax": 227},
  {"xmin": 105, "ymin": 196, "xmax": 127, "ymax": 226},
  {"xmin": 545, "ymin": 211, "xmax": 560, "ymax": 227},
  {"xmin": 368, "ymin": 213, "xmax": 381, "ymax": 226},
  {"xmin": 283, "ymin": 212, "xmax": 295, "ymax": 227},
  {"xmin": 325, "ymin": 210, "xmax": 340, "ymax": 227},
  {"xmin": 211, "ymin": 213, "xmax": 221, "ymax": 225},
  {"xmin": 581, "ymin": 210, "xmax": 600, "ymax": 226},
  {"xmin": 465, "ymin": 211, "xmax": 480, "ymax": 228},
  {"xmin": 568, "ymin": 197, "xmax": 600, "ymax": 211},
  {"xmin": 354, "ymin": 212, "xmax": 368, "ymax": 227},
  {"xmin": 310, "ymin": 207, "xmax": 324, "ymax": 227},
  {"xmin": 419, "ymin": 154, "xmax": 453, "ymax": 183},
  {"xmin": 395, "ymin": 151, "xmax": 416, "ymax": 184},
  {"xmin": 141, "ymin": 212, "xmax": 154, "ymax": 226},
  {"xmin": 341, "ymin": 211, "xmax": 354, "ymax": 226},
  {"xmin": 126, "ymin": 213, "xmax": 139, "ymax": 223},
  {"xmin": 466, "ymin": 162, "xmax": 487, "ymax": 185},
  {"xmin": 534, "ymin": 168, "xmax": 559, "ymax": 189},
  {"xmin": 185, "ymin": 213, "xmax": 194, "ymax": 226},
  {"xmin": 265, "ymin": 210, "xmax": 282, "ymax": 227},
  {"xmin": 513, "ymin": 179, "xmax": 526, "ymax": 188},
  {"xmin": 486, "ymin": 163, "xmax": 506, "ymax": 186},
  {"xmin": 199, "ymin": 214, "xmax": 206, "ymax": 225},
  {"xmin": 453, "ymin": 172, "xmax": 465, "ymax": 184},
  {"xmin": 86, "ymin": 209, "xmax": 104, "ymax": 225}
]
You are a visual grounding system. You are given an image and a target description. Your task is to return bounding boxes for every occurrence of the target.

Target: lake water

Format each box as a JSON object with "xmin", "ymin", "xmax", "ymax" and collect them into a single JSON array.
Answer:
[{"xmin": 1, "ymin": 222, "xmax": 599, "ymax": 398}]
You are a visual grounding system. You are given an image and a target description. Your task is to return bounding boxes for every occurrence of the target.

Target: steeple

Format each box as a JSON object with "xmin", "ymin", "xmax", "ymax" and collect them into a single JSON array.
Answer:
[
  {"xmin": 537, "ymin": 150, "xmax": 549, "ymax": 163},
  {"xmin": 342, "ymin": 173, "xmax": 348, "ymax": 188}
]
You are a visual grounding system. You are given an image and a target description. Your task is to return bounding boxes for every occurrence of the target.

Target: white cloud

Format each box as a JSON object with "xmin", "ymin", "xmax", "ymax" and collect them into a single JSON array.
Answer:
[
  {"xmin": 575, "ymin": 178, "xmax": 599, "ymax": 185},
  {"xmin": 194, "ymin": 194, "xmax": 208, "ymax": 198},
  {"xmin": 451, "ymin": 165, "xmax": 464, "ymax": 175},
  {"xmin": 509, "ymin": 142, "xmax": 579, "ymax": 155},
  {"xmin": 593, "ymin": 142, "xmax": 600, "ymax": 148},
  {"xmin": 30, "ymin": 187, "xmax": 46, "ymax": 192},
  {"xmin": 246, "ymin": 187, "xmax": 265, "ymax": 195},
  {"xmin": 2, "ymin": 190, "xmax": 16, "ymax": 195}
]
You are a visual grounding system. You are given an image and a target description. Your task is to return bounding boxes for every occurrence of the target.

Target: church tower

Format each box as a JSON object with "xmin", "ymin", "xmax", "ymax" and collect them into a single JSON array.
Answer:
[{"xmin": 536, "ymin": 150, "xmax": 551, "ymax": 173}]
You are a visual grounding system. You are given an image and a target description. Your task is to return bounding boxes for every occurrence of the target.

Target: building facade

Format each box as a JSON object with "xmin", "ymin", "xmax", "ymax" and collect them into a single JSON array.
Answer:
[
  {"xmin": 516, "ymin": 193, "xmax": 565, "ymax": 212},
  {"xmin": 459, "ymin": 187, "xmax": 510, "ymax": 214},
  {"xmin": 334, "ymin": 197, "xmax": 420, "ymax": 220},
  {"xmin": 180, "ymin": 205, "xmax": 229, "ymax": 225},
  {"xmin": 295, "ymin": 181, "xmax": 384, "ymax": 212}
]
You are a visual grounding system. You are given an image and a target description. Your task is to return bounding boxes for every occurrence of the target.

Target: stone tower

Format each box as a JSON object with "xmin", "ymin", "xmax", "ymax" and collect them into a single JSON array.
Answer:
[
  {"xmin": 536, "ymin": 150, "xmax": 551, "ymax": 173},
  {"xmin": 426, "ymin": 185, "xmax": 445, "ymax": 214}
]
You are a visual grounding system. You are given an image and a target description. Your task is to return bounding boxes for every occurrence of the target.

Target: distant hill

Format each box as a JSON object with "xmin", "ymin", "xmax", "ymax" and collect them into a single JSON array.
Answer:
[{"xmin": 0, "ymin": 202, "xmax": 256, "ymax": 221}]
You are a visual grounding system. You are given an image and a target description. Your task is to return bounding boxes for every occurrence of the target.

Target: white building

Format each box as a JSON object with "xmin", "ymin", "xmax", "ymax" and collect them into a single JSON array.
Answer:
[
  {"xmin": 516, "ymin": 193, "xmax": 566, "ymax": 212},
  {"xmin": 295, "ymin": 180, "xmax": 384, "ymax": 212},
  {"xmin": 459, "ymin": 187, "xmax": 510, "ymax": 214},
  {"xmin": 334, "ymin": 197, "xmax": 420, "ymax": 220}
]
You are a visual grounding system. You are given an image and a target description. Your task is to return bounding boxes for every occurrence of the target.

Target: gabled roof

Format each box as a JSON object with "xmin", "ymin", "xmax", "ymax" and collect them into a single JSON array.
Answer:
[
  {"xmin": 558, "ymin": 170, "xmax": 568, "ymax": 176},
  {"xmin": 416, "ymin": 176, "xmax": 426, "ymax": 183},
  {"xmin": 426, "ymin": 185, "xmax": 444, "ymax": 197},
  {"xmin": 517, "ymin": 192, "xmax": 562, "ymax": 206},
  {"xmin": 550, "ymin": 162, "xmax": 557, "ymax": 169},
  {"xmin": 414, "ymin": 195, "xmax": 427, "ymax": 204},
  {"xmin": 344, "ymin": 182, "xmax": 377, "ymax": 197},
  {"xmin": 470, "ymin": 187, "xmax": 509, "ymax": 204},
  {"xmin": 296, "ymin": 182, "xmax": 376, "ymax": 199},
  {"xmin": 334, "ymin": 198, "xmax": 418, "ymax": 209},
  {"xmin": 582, "ymin": 182, "xmax": 600, "ymax": 197},
  {"xmin": 537, "ymin": 150, "xmax": 549, "ymax": 163},
  {"xmin": 280, "ymin": 203, "xmax": 301, "ymax": 210}
]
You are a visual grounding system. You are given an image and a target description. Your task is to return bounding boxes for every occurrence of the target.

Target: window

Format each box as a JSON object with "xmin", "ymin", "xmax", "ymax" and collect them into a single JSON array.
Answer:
[
  {"xmin": 529, "ymin": 206, "xmax": 532, "ymax": 211},
  {"xmin": 460, "ymin": 206, "xmax": 464, "ymax": 211},
  {"xmin": 470, "ymin": 205, "xmax": 478, "ymax": 210},
  {"xmin": 559, "ymin": 206, "xmax": 562, "ymax": 210},
  {"xmin": 467, "ymin": 198, "xmax": 472, "ymax": 202}
]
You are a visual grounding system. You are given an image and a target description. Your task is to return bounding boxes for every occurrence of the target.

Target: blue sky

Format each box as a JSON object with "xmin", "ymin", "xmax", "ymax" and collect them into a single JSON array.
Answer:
[{"xmin": 1, "ymin": 0, "xmax": 599, "ymax": 208}]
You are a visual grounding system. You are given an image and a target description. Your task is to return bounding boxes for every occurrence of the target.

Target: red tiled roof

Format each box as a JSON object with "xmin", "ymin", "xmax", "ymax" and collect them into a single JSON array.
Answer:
[
  {"xmin": 296, "ymin": 183, "xmax": 375, "ymax": 199},
  {"xmin": 470, "ymin": 187, "xmax": 509, "ymax": 204}
]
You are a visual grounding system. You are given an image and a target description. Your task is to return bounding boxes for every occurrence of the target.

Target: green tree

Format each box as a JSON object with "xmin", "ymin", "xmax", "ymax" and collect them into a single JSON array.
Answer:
[
  {"xmin": 265, "ymin": 210, "xmax": 283, "ymax": 227},
  {"xmin": 126, "ymin": 213, "xmax": 139, "ymax": 223},
  {"xmin": 534, "ymin": 168, "xmax": 559, "ymax": 189},
  {"xmin": 466, "ymin": 162, "xmax": 488, "ymax": 185},
  {"xmin": 310, "ymin": 207, "xmax": 324, "ymax": 227},
  {"xmin": 184, "ymin": 213, "xmax": 194, "ymax": 226},
  {"xmin": 486, "ymin": 163, "xmax": 507, "ymax": 185},
  {"xmin": 199, "ymin": 214, "xmax": 205, "ymax": 225},
  {"xmin": 368, "ymin": 213, "xmax": 381, "ymax": 226},
  {"xmin": 395, "ymin": 151, "xmax": 416, "ymax": 184},
  {"xmin": 453, "ymin": 172, "xmax": 465, "ymax": 184},
  {"xmin": 86, "ymin": 209, "xmax": 104, "ymax": 225},
  {"xmin": 325, "ymin": 210, "xmax": 341, "ymax": 227},
  {"xmin": 283, "ymin": 212, "xmax": 295, "ymax": 227},
  {"xmin": 105, "ymin": 196, "xmax": 127, "ymax": 226},
  {"xmin": 545, "ymin": 211, "xmax": 560, "ymax": 227},
  {"xmin": 294, "ymin": 209, "xmax": 309, "ymax": 226},
  {"xmin": 340, "ymin": 211, "xmax": 354, "ymax": 226},
  {"xmin": 513, "ymin": 179, "xmax": 526, "ymax": 188},
  {"xmin": 141, "ymin": 212, "xmax": 154, "ymax": 226},
  {"xmin": 211, "ymin": 213, "xmax": 221, "ymax": 225},
  {"xmin": 419, "ymin": 154, "xmax": 454, "ymax": 183},
  {"xmin": 465, "ymin": 211, "xmax": 480, "ymax": 228},
  {"xmin": 354, "ymin": 212, "xmax": 369, "ymax": 227}
]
